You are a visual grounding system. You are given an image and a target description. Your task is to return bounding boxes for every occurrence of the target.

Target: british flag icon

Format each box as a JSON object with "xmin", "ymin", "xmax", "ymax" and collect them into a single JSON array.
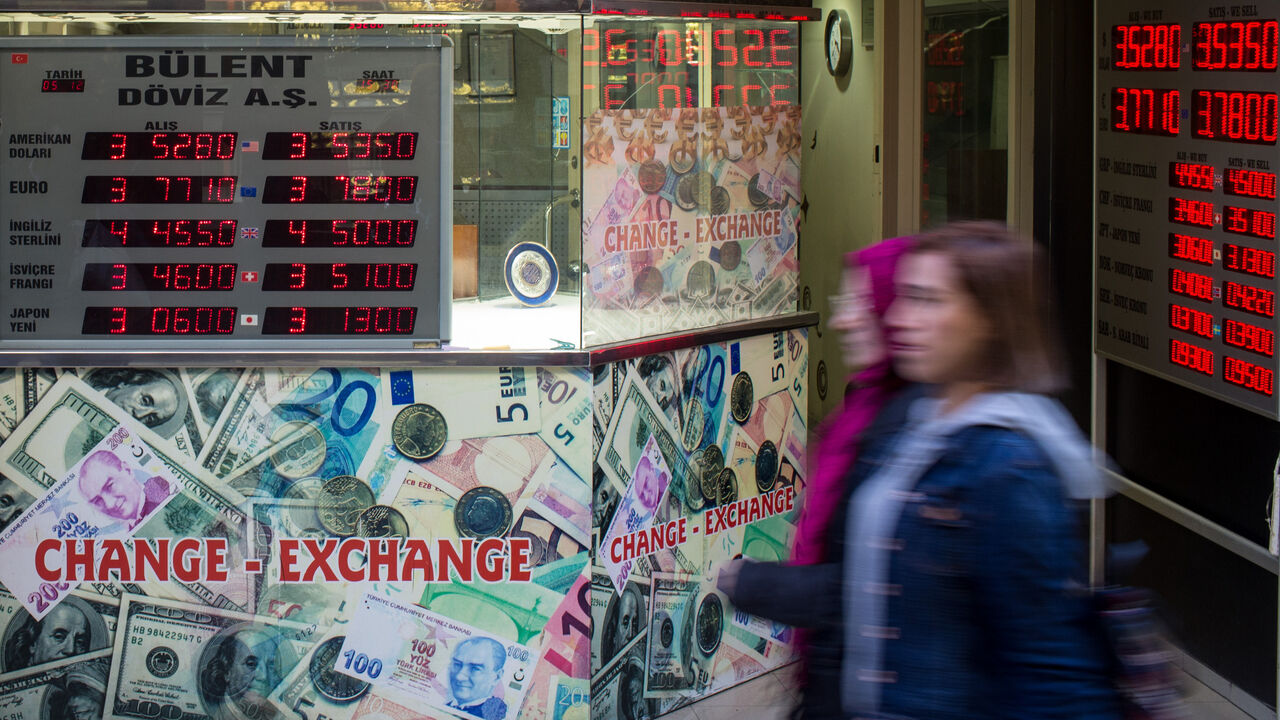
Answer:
[{"xmin": 240, "ymin": 226, "xmax": 259, "ymax": 240}]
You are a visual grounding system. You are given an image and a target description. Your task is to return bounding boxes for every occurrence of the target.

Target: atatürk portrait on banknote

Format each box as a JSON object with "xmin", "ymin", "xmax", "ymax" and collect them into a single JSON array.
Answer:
[
  {"xmin": 447, "ymin": 637, "xmax": 509, "ymax": 720},
  {"xmin": 78, "ymin": 450, "xmax": 171, "ymax": 531},
  {"xmin": 1, "ymin": 596, "xmax": 109, "ymax": 672}
]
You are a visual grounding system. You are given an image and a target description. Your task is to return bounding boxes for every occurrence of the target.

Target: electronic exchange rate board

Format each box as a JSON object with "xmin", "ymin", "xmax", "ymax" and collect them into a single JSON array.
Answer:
[
  {"xmin": 1096, "ymin": 2, "xmax": 1280, "ymax": 417},
  {"xmin": 0, "ymin": 37, "xmax": 452, "ymax": 351}
]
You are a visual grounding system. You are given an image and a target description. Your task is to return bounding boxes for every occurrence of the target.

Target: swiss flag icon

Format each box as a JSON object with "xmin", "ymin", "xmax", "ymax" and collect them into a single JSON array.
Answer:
[
  {"xmin": 241, "ymin": 271, "xmax": 259, "ymax": 283},
  {"xmin": 11, "ymin": 54, "xmax": 28, "ymax": 64}
]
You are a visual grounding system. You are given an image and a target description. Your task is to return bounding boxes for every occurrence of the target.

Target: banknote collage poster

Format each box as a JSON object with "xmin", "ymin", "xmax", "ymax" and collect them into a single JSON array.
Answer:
[
  {"xmin": 581, "ymin": 107, "xmax": 803, "ymax": 345},
  {"xmin": 0, "ymin": 327, "xmax": 805, "ymax": 720}
]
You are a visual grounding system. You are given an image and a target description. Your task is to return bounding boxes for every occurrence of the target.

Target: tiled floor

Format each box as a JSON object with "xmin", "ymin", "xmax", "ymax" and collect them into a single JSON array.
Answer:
[{"xmin": 661, "ymin": 664, "xmax": 1260, "ymax": 720}]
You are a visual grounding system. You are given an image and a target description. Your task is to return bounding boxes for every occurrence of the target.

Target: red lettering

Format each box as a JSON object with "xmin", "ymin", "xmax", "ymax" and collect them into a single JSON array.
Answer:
[
  {"xmin": 36, "ymin": 538, "xmax": 61, "ymax": 581},
  {"xmin": 368, "ymin": 538, "xmax": 400, "ymax": 581},
  {"xmin": 478, "ymin": 538, "xmax": 506, "ymax": 582},
  {"xmin": 339, "ymin": 537, "xmax": 366, "ymax": 582},
  {"xmin": 173, "ymin": 538, "xmax": 202, "ymax": 583},
  {"xmin": 279, "ymin": 539, "xmax": 302, "ymax": 582},
  {"xmin": 509, "ymin": 538, "xmax": 532, "ymax": 582},
  {"xmin": 301, "ymin": 538, "xmax": 339, "ymax": 582}
]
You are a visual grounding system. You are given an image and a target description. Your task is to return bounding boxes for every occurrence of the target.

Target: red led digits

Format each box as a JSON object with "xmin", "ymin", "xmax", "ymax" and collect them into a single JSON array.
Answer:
[
  {"xmin": 81, "ymin": 132, "xmax": 236, "ymax": 160},
  {"xmin": 1170, "ymin": 338, "xmax": 1216, "ymax": 375},
  {"xmin": 41, "ymin": 79, "xmax": 85, "ymax": 92},
  {"xmin": 1223, "ymin": 356, "xmax": 1275, "ymax": 395},
  {"xmin": 1193, "ymin": 21, "xmax": 1279, "ymax": 70},
  {"xmin": 1193, "ymin": 90, "xmax": 1279, "ymax": 144},
  {"xmin": 261, "ymin": 263, "xmax": 417, "ymax": 291},
  {"xmin": 262, "ymin": 176, "xmax": 418, "ymax": 204},
  {"xmin": 81, "ymin": 176, "xmax": 236, "ymax": 204},
  {"xmin": 1223, "ymin": 243, "xmax": 1276, "ymax": 278},
  {"xmin": 1114, "ymin": 24, "xmax": 1183, "ymax": 70},
  {"xmin": 261, "ymin": 306, "xmax": 418, "ymax": 335},
  {"xmin": 1170, "ymin": 267, "xmax": 1216, "ymax": 301},
  {"xmin": 1224, "ymin": 318, "xmax": 1276, "ymax": 356},
  {"xmin": 1112, "ymin": 87, "xmax": 1181, "ymax": 135},
  {"xmin": 582, "ymin": 26, "xmax": 797, "ymax": 108},
  {"xmin": 1223, "ymin": 281, "xmax": 1276, "ymax": 317},
  {"xmin": 1169, "ymin": 303, "xmax": 1215, "ymax": 338},
  {"xmin": 1225, "ymin": 168, "xmax": 1278, "ymax": 199},
  {"xmin": 261, "ymin": 132, "xmax": 418, "ymax": 160},
  {"xmin": 82, "ymin": 307, "xmax": 236, "ymax": 335},
  {"xmin": 82, "ymin": 264, "xmax": 236, "ymax": 291},
  {"xmin": 82, "ymin": 219, "xmax": 236, "ymax": 247},
  {"xmin": 1169, "ymin": 234, "xmax": 1214, "ymax": 265},
  {"xmin": 1223, "ymin": 205, "xmax": 1276, "ymax": 239},
  {"xmin": 1169, "ymin": 197, "xmax": 1216, "ymax": 228},
  {"xmin": 262, "ymin": 219, "xmax": 418, "ymax": 248},
  {"xmin": 1169, "ymin": 161, "xmax": 1215, "ymax": 191}
]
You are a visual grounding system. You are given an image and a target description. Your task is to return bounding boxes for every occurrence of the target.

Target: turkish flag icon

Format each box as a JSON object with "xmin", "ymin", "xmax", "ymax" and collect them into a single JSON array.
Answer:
[
  {"xmin": 241, "ymin": 271, "xmax": 259, "ymax": 283},
  {"xmin": 11, "ymin": 54, "xmax": 28, "ymax": 64}
]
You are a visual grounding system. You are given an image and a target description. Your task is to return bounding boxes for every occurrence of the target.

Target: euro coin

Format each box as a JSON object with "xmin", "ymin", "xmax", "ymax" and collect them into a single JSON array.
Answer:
[
  {"xmin": 718, "ymin": 240, "xmax": 742, "ymax": 271},
  {"xmin": 747, "ymin": 173, "xmax": 771, "ymax": 208},
  {"xmin": 755, "ymin": 440, "xmax": 779, "ymax": 494},
  {"xmin": 699, "ymin": 444, "xmax": 724, "ymax": 502},
  {"xmin": 717, "ymin": 467, "xmax": 738, "ymax": 505},
  {"xmin": 355, "ymin": 505, "xmax": 409, "ymax": 539},
  {"xmin": 318, "ymin": 475, "xmax": 375, "ymax": 537},
  {"xmin": 309, "ymin": 636, "xmax": 370, "ymax": 703},
  {"xmin": 730, "ymin": 372, "xmax": 753, "ymax": 424},
  {"xmin": 638, "ymin": 160, "xmax": 667, "ymax": 194},
  {"xmin": 685, "ymin": 260, "xmax": 716, "ymax": 301},
  {"xmin": 454, "ymin": 486, "xmax": 513, "ymax": 539},
  {"xmin": 392, "ymin": 403, "xmax": 447, "ymax": 460},
  {"xmin": 696, "ymin": 593, "xmax": 724, "ymax": 655}
]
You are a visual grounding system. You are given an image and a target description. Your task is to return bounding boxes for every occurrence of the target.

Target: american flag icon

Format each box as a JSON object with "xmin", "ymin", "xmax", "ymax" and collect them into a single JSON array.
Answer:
[
  {"xmin": 240, "ymin": 227, "xmax": 259, "ymax": 240},
  {"xmin": 241, "ymin": 140, "xmax": 259, "ymax": 152}
]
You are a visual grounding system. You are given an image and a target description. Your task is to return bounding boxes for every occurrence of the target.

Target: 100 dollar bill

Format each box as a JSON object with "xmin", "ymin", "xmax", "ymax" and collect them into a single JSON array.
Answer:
[{"xmin": 106, "ymin": 594, "xmax": 313, "ymax": 720}]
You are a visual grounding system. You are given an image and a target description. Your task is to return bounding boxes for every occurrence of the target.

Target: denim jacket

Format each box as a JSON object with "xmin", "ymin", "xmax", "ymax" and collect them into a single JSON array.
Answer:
[
  {"xmin": 862, "ymin": 424, "xmax": 1121, "ymax": 720},
  {"xmin": 733, "ymin": 401, "xmax": 1121, "ymax": 720}
]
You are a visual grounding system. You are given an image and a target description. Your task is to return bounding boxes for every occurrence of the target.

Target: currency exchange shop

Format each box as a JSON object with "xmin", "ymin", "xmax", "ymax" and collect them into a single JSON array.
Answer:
[{"xmin": 0, "ymin": 3, "xmax": 817, "ymax": 720}]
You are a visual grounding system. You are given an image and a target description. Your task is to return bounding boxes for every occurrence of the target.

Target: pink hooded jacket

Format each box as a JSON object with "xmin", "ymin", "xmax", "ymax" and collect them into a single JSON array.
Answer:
[{"xmin": 790, "ymin": 237, "xmax": 911, "ymax": 566}]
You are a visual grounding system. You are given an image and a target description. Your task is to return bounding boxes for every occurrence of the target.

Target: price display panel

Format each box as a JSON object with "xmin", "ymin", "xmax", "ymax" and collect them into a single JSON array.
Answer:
[
  {"xmin": 0, "ymin": 37, "xmax": 452, "ymax": 352},
  {"xmin": 1098, "ymin": 4, "xmax": 1280, "ymax": 417},
  {"xmin": 583, "ymin": 20, "xmax": 799, "ymax": 110}
]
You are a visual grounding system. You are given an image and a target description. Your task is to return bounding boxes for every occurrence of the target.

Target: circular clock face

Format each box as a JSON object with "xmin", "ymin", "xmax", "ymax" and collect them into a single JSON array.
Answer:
[{"xmin": 825, "ymin": 9, "xmax": 852, "ymax": 76}]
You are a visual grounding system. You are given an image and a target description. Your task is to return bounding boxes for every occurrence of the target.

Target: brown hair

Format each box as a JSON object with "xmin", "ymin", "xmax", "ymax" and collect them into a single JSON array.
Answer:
[{"xmin": 907, "ymin": 221, "xmax": 1065, "ymax": 394}]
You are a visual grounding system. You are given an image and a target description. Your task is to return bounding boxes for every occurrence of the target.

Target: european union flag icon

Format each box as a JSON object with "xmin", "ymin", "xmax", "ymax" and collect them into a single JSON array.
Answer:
[
  {"xmin": 389, "ymin": 370, "xmax": 414, "ymax": 405},
  {"xmin": 240, "ymin": 187, "xmax": 258, "ymax": 198}
]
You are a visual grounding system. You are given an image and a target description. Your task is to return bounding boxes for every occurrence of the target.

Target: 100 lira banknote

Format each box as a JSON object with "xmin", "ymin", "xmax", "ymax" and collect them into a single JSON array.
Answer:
[{"xmin": 338, "ymin": 592, "xmax": 534, "ymax": 720}]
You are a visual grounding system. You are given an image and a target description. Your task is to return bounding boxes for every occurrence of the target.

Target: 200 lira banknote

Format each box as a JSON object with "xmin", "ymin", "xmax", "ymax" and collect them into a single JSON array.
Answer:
[{"xmin": 0, "ymin": 423, "xmax": 181, "ymax": 619}]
